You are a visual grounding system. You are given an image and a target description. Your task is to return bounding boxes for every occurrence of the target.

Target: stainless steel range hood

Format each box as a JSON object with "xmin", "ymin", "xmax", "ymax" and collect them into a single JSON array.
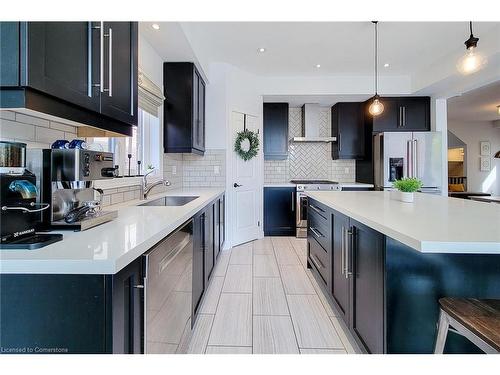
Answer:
[{"xmin": 292, "ymin": 104, "xmax": 337, "ymax": 142}]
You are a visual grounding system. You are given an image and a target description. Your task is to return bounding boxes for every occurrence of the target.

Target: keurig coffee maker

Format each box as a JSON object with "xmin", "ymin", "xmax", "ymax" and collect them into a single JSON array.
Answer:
[{"xmin": 0, "ymin": 141, "xmax": 62, "ymax": 249}]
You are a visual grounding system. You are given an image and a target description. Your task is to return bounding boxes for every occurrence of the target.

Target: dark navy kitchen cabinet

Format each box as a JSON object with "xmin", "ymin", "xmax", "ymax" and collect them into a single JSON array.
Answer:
[
  {"xmin": 264, "ymin": 187, "xmax": 296, "ymax": 236},
  {"xmin": 365, "ymin": 96, "xmax": 430, "ymax": 132},
  {"xmin": 163, "ymin": 62, "xmax": 205, "ymax": 155},
  {"xmin": 349, "ymin": 218, "xmax": 385, "ymax": 354},
  {"xmin": 0, "ymin": 257, "xmax": 144, "ymax": 354},
  {"xmin": 0, "ymin": 21, "xmax": 138, "ymax": 136},
  {"xmin": 264, "ymin": 103, "xmax": 289, "ymax": 160},
  {"xmin": 99, "ymin": 22, "xmax": 138, "ymax": 126},
  {"xmin": 331, "ymin": 102, "xmax": 365, "ymax": 160}
]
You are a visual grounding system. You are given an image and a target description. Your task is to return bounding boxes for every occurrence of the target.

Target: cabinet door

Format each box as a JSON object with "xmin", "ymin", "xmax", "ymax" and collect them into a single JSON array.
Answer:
[
  {"xmin": 264, "ymin": 103, "xmax": 289, "ymax": 160},
  {"xmin": 350, "ymin": 219, "xmax": 385, "ymax": 353},
  {"xmin": 193, "ymin": 74, "xmax": 206, "ymax": 152},
  {"xmin": 371, "ymin": 97, "xmax": 400, "ymax": 132},
  {"xmin": 26, "ymin": 22, "xmax": 100, "ymax": 112},
  {"xmin": 112, "ymin": 257, "xmax": 144, "ymax": 354},
  {"xmin": 400, "ymin": 97, "xmax": 430, "ymax": 131},
  {"xmin": 219, "ymin": 194, "xmax": 225, "ymax": 248},
  {"xmin": 214, "ymin": 198, "xmax": 221, "ymax": 260},
  {"xmin": 192, "ymin": 211, "xmax": 205, "ymax": 321},
  {"xmin": 204, "ymin": 204, "xmax": 215, "ymax": 286},
  {"xmin": 100, "ymin": 22, "xmax": 138, "ymax": 126},
  {"xmin": 0, "ymin": 22, "xmax": 20, "ymax": 86},
  {"xmin": 331, "ymin": 210, "xmax": 350, "ymax": 322},
  {"xmin": 332, "ymin": 102, "xmax": 365, "ymax": 159},
  {"xmin": 263, "ymin": 187, "xmax": 296, "ymax": 236}
]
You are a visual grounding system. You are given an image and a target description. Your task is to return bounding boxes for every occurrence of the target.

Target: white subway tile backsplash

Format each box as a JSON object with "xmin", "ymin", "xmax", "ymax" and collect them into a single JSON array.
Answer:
[
  {"xmin": 0, "ymin": 118, "xmax": 36, "ymax": 140},
  {"xmin": 36, "ymin": 127, "xmax": 65, "ymax": 144},
  {"xmin": 50, "ymin": 121, "xmax": 77, "ymax": 133},
  {"xmin": 0, "ymin": 111, "xmax": 16, "ymax": 121},
  {"xmin": 15, "ymin": 113, "xmax": 50, "ymax": 128}
]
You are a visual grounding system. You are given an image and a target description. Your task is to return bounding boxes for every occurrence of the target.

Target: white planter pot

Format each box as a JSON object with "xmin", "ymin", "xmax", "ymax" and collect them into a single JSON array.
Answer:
[
  {"xmin": 399, "ymin": 191, "xmax": 414, "ymax": 203},
  {"xmin": 390, "ymin": 190, "xmax": 415, "ymax": 203}
]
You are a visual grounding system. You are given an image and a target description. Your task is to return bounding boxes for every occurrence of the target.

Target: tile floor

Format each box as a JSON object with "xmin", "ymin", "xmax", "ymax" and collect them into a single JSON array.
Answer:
[{"xmin": 186, "ymin": 236, "xmax": 360, "ymax": 354}]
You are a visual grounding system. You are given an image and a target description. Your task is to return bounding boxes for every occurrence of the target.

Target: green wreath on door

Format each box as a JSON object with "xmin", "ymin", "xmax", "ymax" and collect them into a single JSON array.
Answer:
[{"xmin": 234, "ymin": 129, "xmax": 259, "ymax": 161}]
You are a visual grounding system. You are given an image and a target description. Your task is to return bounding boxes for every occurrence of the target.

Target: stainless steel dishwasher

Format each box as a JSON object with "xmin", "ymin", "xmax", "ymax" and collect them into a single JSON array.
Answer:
[{"xmin": 143, "ymin": 219, "xmax": 193, "ymax": 354}]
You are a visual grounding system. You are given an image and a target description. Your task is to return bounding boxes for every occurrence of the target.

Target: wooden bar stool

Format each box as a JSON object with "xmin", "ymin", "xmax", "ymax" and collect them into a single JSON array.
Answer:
[{"xmin": 434, "ymin": 298, "xmax": 500, "ymax": 354}]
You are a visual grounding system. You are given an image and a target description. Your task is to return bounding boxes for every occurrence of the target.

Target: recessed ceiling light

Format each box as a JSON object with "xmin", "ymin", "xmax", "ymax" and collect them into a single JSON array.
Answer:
[
  {"xmin": 152, "ymin": 23, "xmax": 160, "ymax": 30},
  {"xmin": 384, "ymin": 63, "xmax": 390, "ymax": 68},
  {"xmin": 316, "ymin": 64, "xmax": 321, "ymax": 68},
  {"xmin": 258, "ymin": 47, "xmax": 266, "ymax": 53}
]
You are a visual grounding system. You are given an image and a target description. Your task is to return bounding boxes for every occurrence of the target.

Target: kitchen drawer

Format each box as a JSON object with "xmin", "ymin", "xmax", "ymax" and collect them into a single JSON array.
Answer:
[
  {"xmin": 308, "ymin": 237, "xmax": 330, "ymax": 286},
  {"xmin": 308, "ymin": 199, "xmax": 331, "ymax": 227},
  {"xmin": 308, "ymin": 212, "xmax": 331, "ymax": 253}
]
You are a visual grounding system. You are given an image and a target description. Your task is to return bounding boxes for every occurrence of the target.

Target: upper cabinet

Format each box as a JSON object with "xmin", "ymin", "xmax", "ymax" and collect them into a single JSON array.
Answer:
[
  {"xmin": 331, "ymin": 102, "xmax": 365, "ymax": 160},
  {"xmin": 163, "ymin": 62, "xmax": 205, "ymax": 155},
  {"xmin": 263, "ymin": 103, "xmax": 289, "ymax": 160},
  {"xmin": 365, "ymin": 96, "xmax": 430, "ymax": 133},
  {"xmin": 0, "ymin": 22, "xmax": 138, "ymax": 136}
]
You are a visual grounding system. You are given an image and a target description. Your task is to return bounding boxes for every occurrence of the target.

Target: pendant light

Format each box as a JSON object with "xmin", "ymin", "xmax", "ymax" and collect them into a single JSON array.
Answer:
[
  {"xmin": 457, "ymin": 21, "xmax": 487, "ymax": 75},
  {"xmin": 369, "ymin": 21, "xmax": 384, "ymax": 116}
]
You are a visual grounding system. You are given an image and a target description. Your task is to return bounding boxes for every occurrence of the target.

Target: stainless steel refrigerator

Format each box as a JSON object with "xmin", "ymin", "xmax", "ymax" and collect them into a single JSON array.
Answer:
[{"xmin": 374, "ymin": 132, "xmax": 442, "ymax": 193}]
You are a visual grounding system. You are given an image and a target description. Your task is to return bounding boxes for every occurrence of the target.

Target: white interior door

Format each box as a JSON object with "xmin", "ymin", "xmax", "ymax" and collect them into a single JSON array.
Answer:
[{"xmin": 231, "ymin": 111, "xmax": 261, "ymax": 246}]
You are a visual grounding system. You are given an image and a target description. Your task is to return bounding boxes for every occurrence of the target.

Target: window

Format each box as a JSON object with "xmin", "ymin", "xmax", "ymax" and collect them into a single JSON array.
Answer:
[
  {"xmin": 88, "ymin": 68, "xmax": 164, "ymax": 180},
  {"xmin": 89, "ymin": 109, "xmax": 161, "ymax": 177}
]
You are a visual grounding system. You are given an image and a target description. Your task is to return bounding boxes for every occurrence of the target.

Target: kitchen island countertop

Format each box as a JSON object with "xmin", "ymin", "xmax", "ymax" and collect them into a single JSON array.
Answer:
[
  {"xmin": 0, "ymin": 188, "xmax": 224, "ymax": 274},
  {"xmin": 306, "ymin": 191, "xmax": 500, "ymax": 254}
]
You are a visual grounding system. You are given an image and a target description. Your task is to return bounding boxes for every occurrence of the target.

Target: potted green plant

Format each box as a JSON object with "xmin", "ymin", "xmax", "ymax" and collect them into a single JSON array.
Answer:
[{"xmin": 392, "ymin": 177, "xmax": 423, "ymax": 203}]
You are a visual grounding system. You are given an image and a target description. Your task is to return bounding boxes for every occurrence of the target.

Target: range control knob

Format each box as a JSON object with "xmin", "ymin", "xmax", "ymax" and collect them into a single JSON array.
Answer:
[{"xmin": 94, "ymin": 154, "xmax": 104, "ymax": 162}]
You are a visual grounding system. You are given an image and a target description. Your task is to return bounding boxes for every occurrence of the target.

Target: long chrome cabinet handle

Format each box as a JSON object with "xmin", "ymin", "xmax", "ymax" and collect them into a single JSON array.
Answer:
[
  {"xmin": 291, "ymin": 191, "xmax": 295, "ymax": 211},
  {"xmin": 310, "ymin": 227, "xmax": 323, "ymax": 238},
  {"xmin": 108, "ymin": 27, "xmax": 113, "ymax": 97},
  {"xmin": 399, "ymin": 107, "xmax": 402, "ymax": 127},
  {"xmin": 309, "ymin": 204, "xmax": 324, "ymax": 215},
  {"xmin": 310, "ymin": 254, "xmax": 325, "ymax": 270},
  {"xmin": 100, "ymin": 21, "xmax": 104, "ymax": 93},
  {"xmin": 406, "ymin": 140, "xmax": 411, "ymax": 178},
  {"xmin": 413, "ymin": 139, "xmax": 418, "ymax": 178},
  {"xmin": 338, "ymin": 133, "xmax": 342, "ymax": 151},
  {"xmin": 403, "ymin": 106, "xmax": 406, "ymax": 127},
  {"xmin": 344, "ymin": 227, "xmax": 353, "ymax": 278},
  {"xmin": 341, "ymin": 226, "xmax": 345, "ymax": 276}
]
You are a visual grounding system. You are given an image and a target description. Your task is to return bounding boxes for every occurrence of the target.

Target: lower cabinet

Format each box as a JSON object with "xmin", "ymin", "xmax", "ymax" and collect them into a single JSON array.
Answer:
[
  {"xmin": 307, "ymin": 198, "xmax": 385, "ymax": 354},
  {"xmin": 112, "ymin": 257, "xmax": 144, "ymax": 353},
  {"xmin": 192, "ymin": 193, "xmax": 224, "ymax": 324},
  {"xmin": 264, "ymin": 187, "xmax": 296, "ymax": 236}
]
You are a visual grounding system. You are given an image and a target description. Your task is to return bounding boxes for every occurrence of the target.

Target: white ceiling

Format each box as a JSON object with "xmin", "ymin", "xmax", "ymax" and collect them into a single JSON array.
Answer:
[
  {"xmin": 177, "ymin": 21, "xmax": 499, "ymax": 77},
  {"xmin": 447, "ymin": 80, "xmax": 500, "ymax": 123}
]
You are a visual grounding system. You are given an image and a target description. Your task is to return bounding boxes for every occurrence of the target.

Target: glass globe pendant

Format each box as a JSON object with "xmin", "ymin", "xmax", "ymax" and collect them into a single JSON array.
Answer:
[
  {"xmin": 457, "ymin": 22, "xmax": 487, "ymax": 75},
  {"xmin": 370, "ymin": 21, "xmax": 384, "ymax": 116},
  {"xmin": 369, "ymin": 95, "xmax": 384, "ymax": 116}
]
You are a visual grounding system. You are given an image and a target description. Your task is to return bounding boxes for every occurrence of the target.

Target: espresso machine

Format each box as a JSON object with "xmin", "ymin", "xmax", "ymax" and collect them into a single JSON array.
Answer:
[
  {"xmin": 27, "ymin": 148, "xmax": 118, "ymax": 231},
  {"xmin": 0, "ymin": 141, "xmax": 62, "ymax": 249}
]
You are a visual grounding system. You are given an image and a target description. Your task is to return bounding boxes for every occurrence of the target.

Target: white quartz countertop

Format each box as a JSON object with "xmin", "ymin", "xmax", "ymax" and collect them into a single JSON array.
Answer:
[
  {"xmin": 306, "ymin": 191, "xmax": 500, "ymax": 254},
  {"xmin": 0, "ymin": 188, "xmax": 224, "ymax": 274}
]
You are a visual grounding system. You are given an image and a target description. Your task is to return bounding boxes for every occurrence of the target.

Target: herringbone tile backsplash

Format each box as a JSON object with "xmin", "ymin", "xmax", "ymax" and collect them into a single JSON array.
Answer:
[{"xmin": 265, "ymin": 107, "xmax": 355, "ymax": 183}]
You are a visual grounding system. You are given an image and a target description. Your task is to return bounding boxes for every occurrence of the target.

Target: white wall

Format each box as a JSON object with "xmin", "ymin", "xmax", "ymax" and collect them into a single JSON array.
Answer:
[
  {"xmin": 448, "ymin": 120, "xmax": 500, "ymax": 195},
  {"xmin": 138, "ymin": 34, "xmax": 164, "ymax": 88}
]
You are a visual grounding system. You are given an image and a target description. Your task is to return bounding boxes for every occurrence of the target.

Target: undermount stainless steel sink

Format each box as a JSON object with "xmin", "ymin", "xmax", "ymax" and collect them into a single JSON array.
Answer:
[{"xmin": 140, "ymin": 196, "xmax": 199, "ymax": 207}]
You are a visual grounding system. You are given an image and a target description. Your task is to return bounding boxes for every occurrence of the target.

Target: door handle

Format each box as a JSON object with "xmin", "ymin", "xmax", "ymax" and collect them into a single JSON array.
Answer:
[
  {"xmin": 310, "ymin": 254, "xmax": 325, "ymax": 270},
  {"xmin": 413, "ymin": 139, "xmax": 418, "ymax": 178},
  {"xmin": 403, "ymin": 106, "xmax": 406, "ymax": 127},
  {"xmin": 310, "ymin": 227, "xmax": 323, "ymax": 238},
  {"xmin": 344, "ymin": 227, "xmax": 353, "ymax": 278},
  {"xmin": 399, "ymin": 107, "xmax": 402, "ymax": 128},
  {"xmin": 406, "ymin": 140, "xmax": 411, "ymax": 177},
  {"xmin": 107, "ymin": 27, "xmax": 113, "ymax": 97},
  {"xmin": 291, "ymin": 192, "xmax": 295, "ymax": 211},
  {"xmin": 338, "ymin": 133, "xmax": 342, "ymax": 152},
  {"xmin": 233, "ymin": 183, "xmax": 242, "ymax": 188},
  {"xmin": 341, "ymin": 226, "xmax": 345, "ymax": 276},
  {"xmin": 100, "ymin": 21, "xmax": 104, "ymax": 93}
]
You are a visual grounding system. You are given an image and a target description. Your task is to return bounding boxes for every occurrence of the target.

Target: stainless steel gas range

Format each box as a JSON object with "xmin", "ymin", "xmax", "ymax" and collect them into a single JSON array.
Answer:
[{"xmin": 291, "ymin": 180, "xmax": 341, "ymax": 238}]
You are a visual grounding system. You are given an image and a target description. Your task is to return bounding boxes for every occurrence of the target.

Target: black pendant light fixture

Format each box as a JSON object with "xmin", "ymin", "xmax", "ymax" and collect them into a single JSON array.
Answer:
[
  {"xmin": 457, "ymin": 21, "xmax": 487, "ymax": 75},
  {"xmin": 369, "ymin": 21, "xmax": 384, "ymax": 116}
]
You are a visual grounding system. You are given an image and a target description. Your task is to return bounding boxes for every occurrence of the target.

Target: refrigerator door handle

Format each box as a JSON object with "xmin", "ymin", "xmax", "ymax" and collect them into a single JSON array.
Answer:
[
  {"xmin": 406, "ymin": 140, "xmax": 412, "ymax": 177},
  {"xmin": 413, "ymin": 139, "xmax": 418, "ymax": 178}
]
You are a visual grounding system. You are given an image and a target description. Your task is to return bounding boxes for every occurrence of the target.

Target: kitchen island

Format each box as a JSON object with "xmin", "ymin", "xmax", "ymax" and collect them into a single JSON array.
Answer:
[
  {"xmin": 0, "ymin": 188, "xmax": 225, "ymax": 354},
  {"xmin": 305, "ymin": 191, "xmax": 500, "ymax": 354}
]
